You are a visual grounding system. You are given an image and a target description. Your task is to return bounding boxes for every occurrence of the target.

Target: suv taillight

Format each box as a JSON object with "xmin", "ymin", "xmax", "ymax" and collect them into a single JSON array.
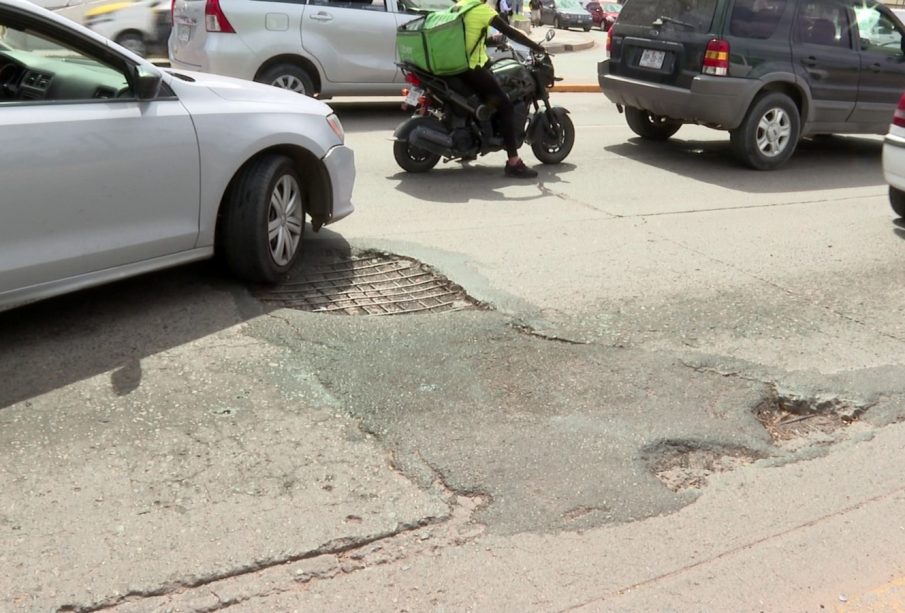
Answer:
[
  {"xmin": 605, "ymin": 27, "xmax": 612, "ymax": 58},
  {"xmin": 702, "ymin": 39, "xmax": 729, "ymax": 76},
  {"xmin": 894, "ymin": 93, "xmax": 905, "ymax": 128},
  {"xmin": 205, "ymin": 0, "xmax": 235, "ymax": 32}
]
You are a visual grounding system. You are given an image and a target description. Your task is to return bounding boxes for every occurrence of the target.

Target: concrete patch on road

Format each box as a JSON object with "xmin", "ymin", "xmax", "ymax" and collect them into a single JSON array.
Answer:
[{"xmin": 0, "ymin": 323, "xmax": 447, "ymax": 611}]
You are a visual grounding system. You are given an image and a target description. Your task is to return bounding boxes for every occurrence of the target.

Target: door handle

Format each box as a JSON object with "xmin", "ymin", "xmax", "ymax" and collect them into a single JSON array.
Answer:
[
  {"xmin": 309, "ymin": 11, "xmax": 334, "ymax": 21},
  {"xmin": 803, "ymin": 56, "xmax": 818, "ymax": 67},
  {"xmin": 871, "ymin": 62, "xmax": 882, "ymax": 73}
]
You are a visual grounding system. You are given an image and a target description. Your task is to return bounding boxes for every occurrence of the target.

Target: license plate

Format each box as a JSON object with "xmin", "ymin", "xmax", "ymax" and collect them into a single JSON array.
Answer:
[
  {"xmin": 177, "ymin": 25, "xmax": 192, "ymax": 43},
  {"xmin": 404, "ymin": 86, "xmax": 423, "ymax": 106},
  {"xmin": 639, "ymin": 48, "xmax": 666, "ymax": 69}
]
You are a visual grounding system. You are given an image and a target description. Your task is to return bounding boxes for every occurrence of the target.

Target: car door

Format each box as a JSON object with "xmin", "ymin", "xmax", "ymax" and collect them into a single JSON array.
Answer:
[
  {"xmin": 0, "ymin": 9, "xmax": 199, "ymax": 295},
  {"xmin": 791, "ymin": 0, "xmax": 860, "ymax": 125},
  {"xmin": 540, "ymin": 0, "xmax": 555, "ymax": 24},
  {"xmin": 301, "ymin": 0, "xmax": 399, "ymax": 84},
  {"xmin": 851, "ymin": 0, "xmax": 905, "ymax": 127}
]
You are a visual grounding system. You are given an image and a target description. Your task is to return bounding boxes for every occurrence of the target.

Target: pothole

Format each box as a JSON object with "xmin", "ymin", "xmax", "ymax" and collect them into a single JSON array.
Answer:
[
  {"xmin": 754, "ymin": 393, "xmax": 866, "ymax": 446},
  {"xmin": 645, "ymin": 441, "xmax": 763, "ymax": 492},
  {"xmin": 256, "ymin": 249, "xmax": 486, "ymax": 315}
]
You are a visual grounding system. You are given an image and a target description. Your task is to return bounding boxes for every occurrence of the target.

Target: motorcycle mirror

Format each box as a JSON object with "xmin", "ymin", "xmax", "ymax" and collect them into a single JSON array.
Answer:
[{"xmin": 545, "ymin": 29, "xmax": 556, "ymax": 41}]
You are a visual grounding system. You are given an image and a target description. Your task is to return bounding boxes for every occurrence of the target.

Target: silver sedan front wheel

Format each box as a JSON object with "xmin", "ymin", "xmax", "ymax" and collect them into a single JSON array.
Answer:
[
  {"xmin": 268, "ymin": 174, "xmax": 303, "ymax": 267},
  {"xmin": 221, "ymin": 154, "xmax": 306, "ymax": 283}
]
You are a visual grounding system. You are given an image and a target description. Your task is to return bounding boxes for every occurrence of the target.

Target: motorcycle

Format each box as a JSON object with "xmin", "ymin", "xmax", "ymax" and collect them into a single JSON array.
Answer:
[{"xmin": 392, "ymin": 29, "xmax": 575, "ymax": 173}]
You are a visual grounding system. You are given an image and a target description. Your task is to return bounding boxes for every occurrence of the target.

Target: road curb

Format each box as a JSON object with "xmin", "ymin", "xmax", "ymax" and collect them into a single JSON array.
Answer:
[
  {"xmin": 539, "ymin": 39, "xmax": 597, "ymax": 54},
  {"xmin": 550, "ymin": 83, "xmax": 601, "ymax": 92}
]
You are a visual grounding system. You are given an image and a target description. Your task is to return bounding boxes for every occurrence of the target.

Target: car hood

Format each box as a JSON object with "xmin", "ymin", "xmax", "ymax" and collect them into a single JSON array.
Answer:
[
  {"xmin": 558, "ymin": 8, "xmax": 589, "ymax": 15},
  {"xmin": 165, "ymin": 69, "xmax": 332, "ymax": 115}
]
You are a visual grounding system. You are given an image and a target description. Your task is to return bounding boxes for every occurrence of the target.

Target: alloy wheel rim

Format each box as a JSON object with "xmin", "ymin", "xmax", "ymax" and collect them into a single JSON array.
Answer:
[
  {"xmin": 755, "ymin": 108, "xmax": 791, "ymax": 158},
  {"xmin": 268, "ymin": 174, "xmax": 303, "ymax": 266},
  {"xmin": 273, "ymin": 75, "xmax": 306, "ymax": 94}
]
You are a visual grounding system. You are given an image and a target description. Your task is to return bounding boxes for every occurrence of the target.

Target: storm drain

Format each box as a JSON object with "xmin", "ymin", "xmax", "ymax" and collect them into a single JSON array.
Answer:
[{"xmin": 256, "ymin": 250, "xmax": 484, "ymax": 315}]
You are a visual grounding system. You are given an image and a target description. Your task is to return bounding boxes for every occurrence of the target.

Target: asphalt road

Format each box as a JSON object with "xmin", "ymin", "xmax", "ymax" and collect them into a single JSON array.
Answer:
[{"xmin": 4, "ymin": 93, "xmax": 905, "ymax": 611}]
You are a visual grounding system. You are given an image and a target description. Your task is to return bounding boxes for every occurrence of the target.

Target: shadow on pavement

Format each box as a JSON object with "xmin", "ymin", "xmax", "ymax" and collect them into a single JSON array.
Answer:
[
  {"xmin": 605, "ymin": 134, "xmax": 884, "ymax": 193},
  {"xmin": 0, "ymin": 229, "xmax": 352, "ymax": 412},
  {"xmin": 390, "ymin": 162, "xmax": 578, "ymax": 203}
]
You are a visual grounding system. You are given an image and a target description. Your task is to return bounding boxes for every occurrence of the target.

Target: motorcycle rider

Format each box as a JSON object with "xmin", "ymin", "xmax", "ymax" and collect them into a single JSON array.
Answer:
[{"xmin": 457, "ymin": 0, "xmax": 547, "ymax": 178}]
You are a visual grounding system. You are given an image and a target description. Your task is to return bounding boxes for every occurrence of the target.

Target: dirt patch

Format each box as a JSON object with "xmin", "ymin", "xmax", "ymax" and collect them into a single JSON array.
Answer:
[
  {"xmin": 754, "ymin": 393, "xmax": 864, "ymax": 445},
  {"xmin": 645, "ymin": 441, "xmax": 762, "ymax": 492}
]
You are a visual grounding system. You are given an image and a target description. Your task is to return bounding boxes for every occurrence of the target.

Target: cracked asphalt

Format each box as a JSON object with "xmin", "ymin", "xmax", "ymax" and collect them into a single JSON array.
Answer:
[{"xmin": 5, "ymin": 94, "xmax": 905, "ymax": 611}]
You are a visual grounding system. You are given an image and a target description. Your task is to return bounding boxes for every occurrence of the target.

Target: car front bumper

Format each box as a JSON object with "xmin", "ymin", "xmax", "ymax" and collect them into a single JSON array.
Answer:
[
  {"xmin": 597, "ymin": 60, "xmax": 760, "ymax": 130},
  {"xmin": 323, "ymin": 144, "xmax": 355, "ymax": 224}
]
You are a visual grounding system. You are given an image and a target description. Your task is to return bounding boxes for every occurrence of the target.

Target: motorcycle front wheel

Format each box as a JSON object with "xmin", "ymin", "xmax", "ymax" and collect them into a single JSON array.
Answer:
[
  {"xmin": 393, "ymin": 140, "xmax": 441, "ymax": 173},
  {"xmin": 531, "ymin": 111, "xmax": 575, "ymax": 164}
]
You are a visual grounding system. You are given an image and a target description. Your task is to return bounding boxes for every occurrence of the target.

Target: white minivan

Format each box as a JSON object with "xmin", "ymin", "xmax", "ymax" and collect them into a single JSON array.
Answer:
[{"xmin": 168, "ymin": 0, "xmax": 449, "ymax": 98}]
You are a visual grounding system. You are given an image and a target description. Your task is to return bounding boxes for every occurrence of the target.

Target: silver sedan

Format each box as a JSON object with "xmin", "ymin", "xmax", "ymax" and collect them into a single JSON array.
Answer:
[{"xmin": 0, "ymin": 0, "xmax": 355, "ymax": 312}]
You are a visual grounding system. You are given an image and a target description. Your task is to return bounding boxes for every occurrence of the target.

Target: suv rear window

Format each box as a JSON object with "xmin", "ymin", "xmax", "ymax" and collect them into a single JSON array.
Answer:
[
  {"xmin": 618, "ymin": 0, "xmax": 718, "ymax": 32},
  {"xmin": 729, "ymin": 0, "xmax": 787, "ymax": 38}
]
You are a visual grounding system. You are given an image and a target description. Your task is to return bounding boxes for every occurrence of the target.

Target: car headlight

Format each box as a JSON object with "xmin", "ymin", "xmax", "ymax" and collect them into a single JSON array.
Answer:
[{"xmin": 326, "ymin": 113, "xmax": 344, "ymax": 143}]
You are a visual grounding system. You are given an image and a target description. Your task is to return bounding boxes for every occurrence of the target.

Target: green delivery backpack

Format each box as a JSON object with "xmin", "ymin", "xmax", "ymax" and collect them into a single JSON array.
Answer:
[{"xmin": 396, "ymin": 0, "xmax": 486, "ymax": 76}]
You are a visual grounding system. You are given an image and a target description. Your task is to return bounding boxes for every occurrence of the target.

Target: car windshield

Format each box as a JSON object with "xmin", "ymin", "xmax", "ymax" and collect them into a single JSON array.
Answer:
[
  {"xmin": 618, "ymin": 0, "xmax": 717, "ymax": 31},
  {"xmin": 558, "ymin": 0, "xmax": 585, "ymax": 8}
]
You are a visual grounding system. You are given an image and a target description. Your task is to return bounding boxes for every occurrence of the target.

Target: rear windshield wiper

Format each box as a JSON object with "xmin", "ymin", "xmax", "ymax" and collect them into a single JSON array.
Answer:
[{"xmin": 653, "ymin": 15, "xmax": 695, "ymax": 29}]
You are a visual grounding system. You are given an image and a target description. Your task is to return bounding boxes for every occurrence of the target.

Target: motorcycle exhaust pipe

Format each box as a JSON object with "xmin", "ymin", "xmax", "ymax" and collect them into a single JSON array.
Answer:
[{"xmin": 409, "ymin": 126, "xmax": 454, "ymax": 157}]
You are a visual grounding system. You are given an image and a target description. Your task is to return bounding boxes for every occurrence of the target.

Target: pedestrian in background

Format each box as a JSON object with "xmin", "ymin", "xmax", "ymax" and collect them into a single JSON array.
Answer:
[
  {"xmin": 529, "ymin": 0, "xmax": 542, "ymax": 25},
  {"xmin": 498, "ymin": 0, "xmax": 512, "ymax": 23},
  {"xmin": 512, "ymin": 0, "xmax": 523, "ymax": 17}
]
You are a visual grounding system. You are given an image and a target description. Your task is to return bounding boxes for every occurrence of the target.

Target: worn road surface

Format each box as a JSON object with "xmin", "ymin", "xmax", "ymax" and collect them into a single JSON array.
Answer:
[{"xmin": 3, "ymin": 93, "xmax": 905, "ymax": 612}]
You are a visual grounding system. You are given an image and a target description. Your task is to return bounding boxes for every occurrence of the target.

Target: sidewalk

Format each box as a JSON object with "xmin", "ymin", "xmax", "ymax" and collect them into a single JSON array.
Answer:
[{"xmin": 529, "ymin": 27, "xmax": 603, "ymax": 92}]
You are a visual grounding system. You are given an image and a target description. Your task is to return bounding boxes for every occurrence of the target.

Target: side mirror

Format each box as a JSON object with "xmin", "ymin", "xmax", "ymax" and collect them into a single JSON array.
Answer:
[
  {"xmin": 131, "ymin": 65, "xmax": 162, "ymax": 100},
  {"xmin": 545, "ymin": 28, "xmax": 555, "ymax": 41}
]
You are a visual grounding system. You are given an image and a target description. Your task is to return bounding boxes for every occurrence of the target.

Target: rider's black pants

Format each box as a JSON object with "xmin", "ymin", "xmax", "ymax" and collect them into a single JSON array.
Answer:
[{"xmin": 459, "ymin": 64, "xmax": 518, "ymax": 158}]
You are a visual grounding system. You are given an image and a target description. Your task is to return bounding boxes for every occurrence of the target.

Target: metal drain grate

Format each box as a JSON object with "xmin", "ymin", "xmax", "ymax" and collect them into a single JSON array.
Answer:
[{"xmin": 255, "ymin": 251, "xmax": 483, "ymax": 315}]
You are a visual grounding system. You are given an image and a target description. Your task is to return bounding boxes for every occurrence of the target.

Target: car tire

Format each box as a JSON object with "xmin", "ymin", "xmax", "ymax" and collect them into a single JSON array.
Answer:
[
  {"xmin": 730, "ymin": 92, "xmax": 800, "ymax": 170},
  {"xmin": 221, "ymin": 154, "xmax": 305, "ymax": 283},
  {"xmin": 115, "ymin": 32, "xmax": 147, "ymax": 57},
  {"xmin": 890, "ymin": 186, "xmax": 905, "ymax": 218},
  {"xmin": 624, "ymin": 106, "xmax": 682, "ymax": 141},
  {"xmin": 583, "ymin": 25, "xmax": 591, "ymax": 31},
  {"xmin": 256, "ymin": 63, "xmax": 316, "ymax": 96},
  {"xmin": 555, "ymin": 16, "xmax": 562, "ymax": 28}
]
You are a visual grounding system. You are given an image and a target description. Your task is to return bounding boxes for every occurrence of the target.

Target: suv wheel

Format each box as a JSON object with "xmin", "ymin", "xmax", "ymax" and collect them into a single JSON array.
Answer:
[
  {"xmin": 256, "ymin": 63, "xmax": 316, "ymax": 96},
  {"xmin": 624, "ymin": 106, "xmax": 682, "ymax": 141},
  {"xmin": 730, "ymin": 92, "xmax": 800, "ymax": 170},
  {"xmin": 890, "ymin": 186, "xmax": 905, "ymax": 218}
]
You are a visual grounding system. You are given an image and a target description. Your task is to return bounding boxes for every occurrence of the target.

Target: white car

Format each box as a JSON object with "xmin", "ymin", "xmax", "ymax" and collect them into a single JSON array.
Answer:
[
  {"xmin": 0, "ymin": 0, "xmax": 355, "ymax": 313},
  {"xmin": 884, "ymin": 92, "xmax": 905, "ymax": 218},
  {"xmin": 83, "ymin": 0, "xmax": 171, "ymax": 57},
  {"xmin": 168, "ymin": 0, "xmax": 449, "ymax": 98}
]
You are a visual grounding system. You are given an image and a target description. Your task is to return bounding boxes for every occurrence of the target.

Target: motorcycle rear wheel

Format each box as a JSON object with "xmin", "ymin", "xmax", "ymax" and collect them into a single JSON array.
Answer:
[
  {"xmin": 393, "ymin": 140, "xmax": 441, "ymax": 173},
  {"xmin": 531, "ymin": 112, "xmax": 575, "ymax": 164}
]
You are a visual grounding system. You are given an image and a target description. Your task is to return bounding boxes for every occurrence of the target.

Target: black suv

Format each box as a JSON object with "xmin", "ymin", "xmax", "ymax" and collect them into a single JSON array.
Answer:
[{"xmin": 597, "ymin": 0, "xmax": 905, "ymax": 169}]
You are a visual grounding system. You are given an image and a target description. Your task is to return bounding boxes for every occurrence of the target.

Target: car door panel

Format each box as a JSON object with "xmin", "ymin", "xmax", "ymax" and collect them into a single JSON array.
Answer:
[
  {"xmin": 852, "ymin": 1, "xmax": 905, "ymax": 126},
  {"xmin": 302, "ymin": 0, "xmax": 399, "ymax": 84},
  {"xmin": 791, "ymin": 0, "xmax": 859, "ymax": 125},
  {"xmin": 0, "ymin": 100, "xmax": 200, "ymax": 293}
]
